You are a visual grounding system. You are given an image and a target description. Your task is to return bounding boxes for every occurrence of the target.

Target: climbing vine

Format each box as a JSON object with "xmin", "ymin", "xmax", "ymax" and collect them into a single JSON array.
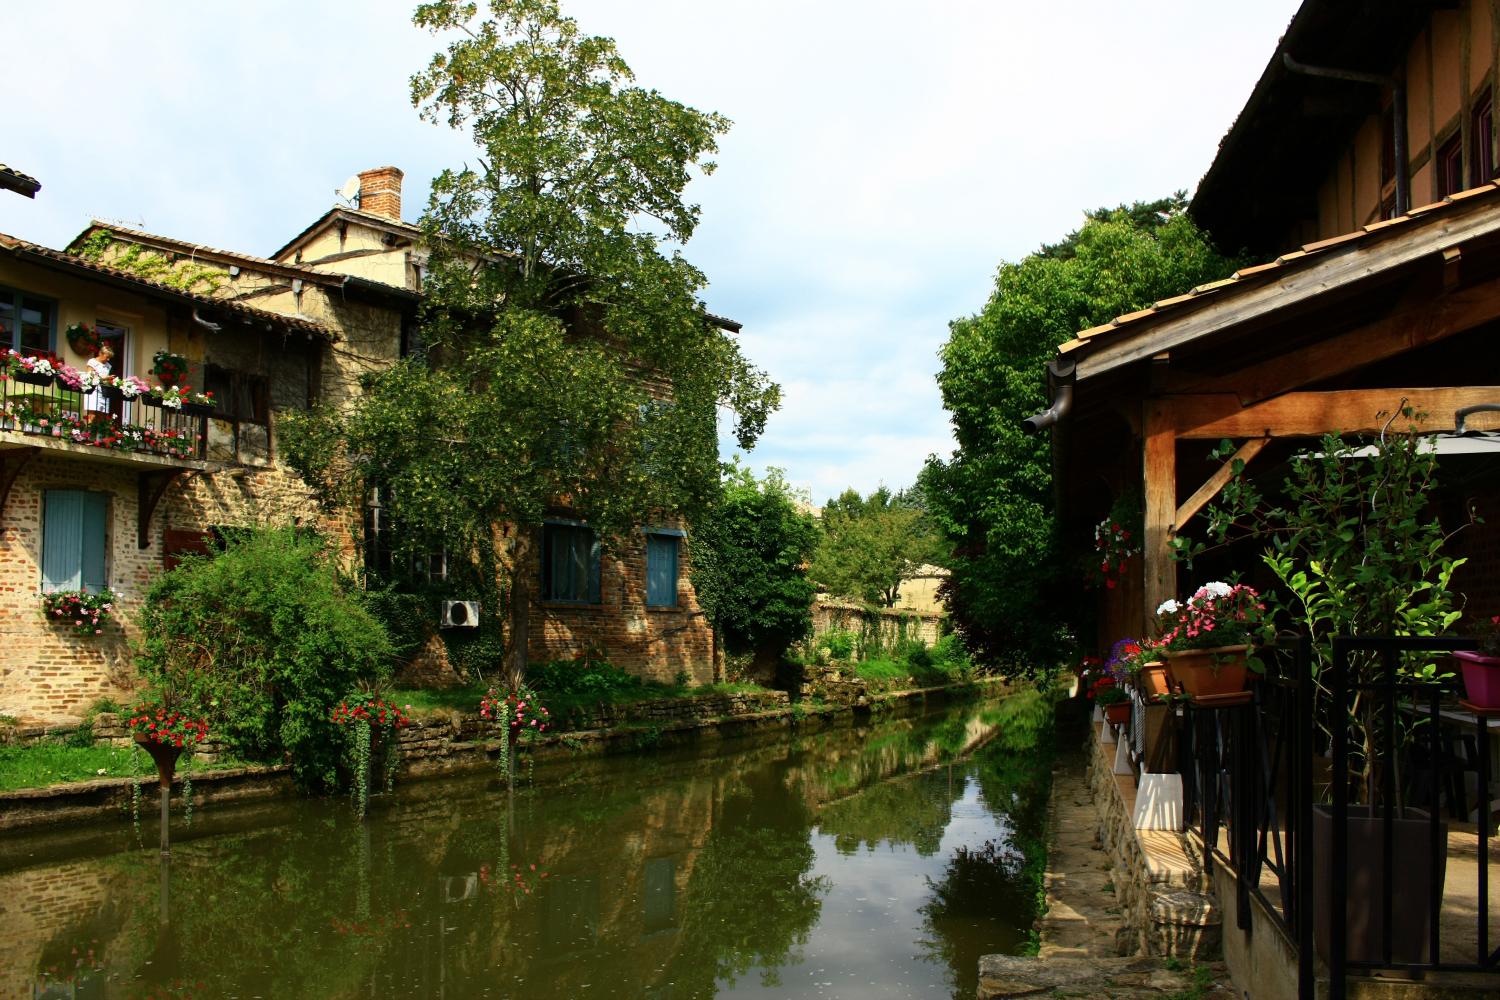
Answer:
[{"xmin": 71, "ymin": 230, "xmax": 225, "ymax": 295}]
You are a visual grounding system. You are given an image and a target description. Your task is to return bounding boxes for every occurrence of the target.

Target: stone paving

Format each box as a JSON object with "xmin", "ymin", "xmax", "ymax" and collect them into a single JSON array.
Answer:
[{"xmin": 977, "ymin": 739, "xmax": 1240, "ymax": 999}]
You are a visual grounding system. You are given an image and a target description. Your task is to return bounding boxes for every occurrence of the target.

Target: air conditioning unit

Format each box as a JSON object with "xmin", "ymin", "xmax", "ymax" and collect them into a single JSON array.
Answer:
[{"xmin": 440, "ymin": 600, "xmax": 479, "ymax": 628}]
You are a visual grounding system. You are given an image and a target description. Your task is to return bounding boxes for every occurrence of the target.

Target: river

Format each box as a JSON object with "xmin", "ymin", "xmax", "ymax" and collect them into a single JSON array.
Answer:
[{"xmin": 0, "ymin": 692, "xmax": 1053, "ymax": 999}]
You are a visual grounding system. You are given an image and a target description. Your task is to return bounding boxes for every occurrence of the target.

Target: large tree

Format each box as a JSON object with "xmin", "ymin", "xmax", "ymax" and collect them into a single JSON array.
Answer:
[
  {"xmin": 284, "ymin": 0, "xmax": 778, "ymax": 685},
  {"xmin": 920, "ymin": 195, "xmax": 1239, "ymax": 674},
  {"xmin": 810, "ymin": 486, "xmax": 946, "ymax": 607}
]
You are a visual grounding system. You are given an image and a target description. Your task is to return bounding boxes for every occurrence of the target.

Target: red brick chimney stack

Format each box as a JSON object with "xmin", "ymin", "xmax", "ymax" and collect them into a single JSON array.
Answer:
[{"xmin": 357, "ymin": 166, "xmax": 404, "ymax": 221}]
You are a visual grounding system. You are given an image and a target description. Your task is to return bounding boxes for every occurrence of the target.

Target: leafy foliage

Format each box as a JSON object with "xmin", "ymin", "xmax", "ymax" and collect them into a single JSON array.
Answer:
[
  {"xmin": 921, "ymin": 194, "xmax": 1240, "ymax": 675},
  {"xmin": 690, "ymin": 463, "xmax": 819, "ymax": 656},
  {"xmin": 811, "ymin": 485, "xmax": 946, "ymax": 606},
  {"xmin": 71, "ymin": 229, "xmax": 224, "ymax": 294},
  {"xmin": 135, "ymin": 528, "xmax": 394, "ymax": 788}
]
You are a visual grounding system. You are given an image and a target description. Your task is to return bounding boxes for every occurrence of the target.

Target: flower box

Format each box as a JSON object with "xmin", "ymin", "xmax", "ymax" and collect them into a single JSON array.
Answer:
[
  {"xmin": 1164, "ymin": 645, "xmax": 1249, "ymax": 700},
  {"xmin": 1455, "ymin": 650, "xmax": 1500, "ymax": 709},
  {"xmin": 180, "ymin": 402, "xmax": 215, "ymax": 417},
  {"xmin": 12, "ymin": 371, "xmax": 54, "ymax": 388},
  {"xmin": 98, "ymin": 383, "xmax": 125, "ymax": 402}
]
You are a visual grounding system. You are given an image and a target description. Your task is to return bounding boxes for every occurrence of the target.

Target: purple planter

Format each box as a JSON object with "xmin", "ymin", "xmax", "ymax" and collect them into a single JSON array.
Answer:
[{"xmin": 1456, "ymin": 650, "xmax": 1500, "ymax": 709}]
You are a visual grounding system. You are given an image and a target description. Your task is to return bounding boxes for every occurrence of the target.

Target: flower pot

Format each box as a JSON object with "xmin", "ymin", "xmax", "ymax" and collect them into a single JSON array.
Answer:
[
  {"xmin": 1103, "ymin": 702, "xmax": 1131, "ymax": 725},
  {"xmin": 12, "ymin": 371, "xmax": 54, "ymax": 388},
  {"xmin": 1455, "ymin": 650, "xmax": 1500, "ymax": 709},
  {"xmin": 99, "ymin": 383, "xmax": 125, "ymax": 402},
  {"xmin": 1312, "ymin": 805, "xmax": 1446, "ymax": 965},
  {"xmin": 1164, "ymin": 645, "xmax": 1248, "ymax": 700},
  {"xmin": 138, "ymin": 394, "xmax": 163, "ymax": 408},
  {"xmin": 180, "ymin": 402, "xmax": 214, "ymax": 417},
  {"xmin": 1138, "ymin": 661, "xmax": 1172, "ymax": 698},
  {"xmin": 133, "ymin": 732, "xmax": 186, "ymax": 788}
]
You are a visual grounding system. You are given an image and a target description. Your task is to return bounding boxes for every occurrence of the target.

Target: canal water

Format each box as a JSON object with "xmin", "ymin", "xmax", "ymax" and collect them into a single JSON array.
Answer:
[{"xmin": 0, "ymin": 693, "xmax": 1053, "ymax": 999}]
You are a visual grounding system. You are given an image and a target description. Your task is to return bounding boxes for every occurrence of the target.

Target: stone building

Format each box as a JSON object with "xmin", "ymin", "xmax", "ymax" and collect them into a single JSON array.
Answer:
[{"xmin": 0, "ymin": 167, "xmax": 718, "ymax": 723}]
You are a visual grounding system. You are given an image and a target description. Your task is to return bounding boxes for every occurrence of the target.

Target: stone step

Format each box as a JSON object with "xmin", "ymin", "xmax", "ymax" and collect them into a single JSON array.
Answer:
[{"xmin": 977, "ymin": 955, "xmax": 1236, "ymax": 998}]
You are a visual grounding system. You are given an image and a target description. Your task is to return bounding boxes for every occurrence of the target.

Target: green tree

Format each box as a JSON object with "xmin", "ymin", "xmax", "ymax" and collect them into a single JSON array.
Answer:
[
  {"xmin": 284, "ymin": 0, "xmax": 778, "ymax": 686},
  {"xmin": 690, "ymin": 462, "xmax": 819, "ymax": 657},
  {"xmin": 811, "ymin": 486, "xmax": 946, "ymax": 606},
  {"xmin": 135, "ymin": 528, "xmax": 394, "ymax": 788},
  {"xmin": 920, "ymin": 195, "xmax": 1239, "ymax": 674}
]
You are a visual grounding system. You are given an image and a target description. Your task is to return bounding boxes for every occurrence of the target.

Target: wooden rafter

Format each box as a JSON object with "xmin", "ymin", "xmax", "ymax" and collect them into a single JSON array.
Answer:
[
  {"xmin": 1175, "ymin": 279, "xmax": 1500, "ymax": 405},
  {"xmin": 1171, "ymin": 386, "xmax": 1500, "ymax": 439},
  {"xmin": 1173, "ymin": 438, "xmax": 1269, "ymax": 533},
  {"xmin": 1142, "ymin": 400, "xmax": 1177, "ymax": 631}
]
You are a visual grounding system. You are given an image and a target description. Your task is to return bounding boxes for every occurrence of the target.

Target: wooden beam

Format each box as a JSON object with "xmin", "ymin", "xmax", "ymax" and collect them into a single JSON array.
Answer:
[
  {"xmin": 1173, "ymin": 438, "xmax": 1269, "ymax": 533},
  {"xmin": 1143, "ymin": 400, "xmax": 1177, "ymax": 633},
  {"xmin": 1174, "ymin": 278, "xmax": 1500, "ymax": 405},
  {"xmin": 1075, "ymin": 196, "xmax": 1500, "ymax": 380},
  {"xmin": 0, "ymin": 447, "xmax": 37, "ymax": 525},
  {"xmin": 138, "ymin": 470, "xmax": 188, "ymax": 550},
  {"xmin": 1171, "ymin": 386, "xmax": 1500, "ymax": 439}
]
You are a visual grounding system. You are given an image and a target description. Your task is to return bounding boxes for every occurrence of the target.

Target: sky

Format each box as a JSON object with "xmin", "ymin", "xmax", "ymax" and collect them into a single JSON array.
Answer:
[{"xmin": 3, "ymin": 0, "xmax": 1302, "ymax": 503}]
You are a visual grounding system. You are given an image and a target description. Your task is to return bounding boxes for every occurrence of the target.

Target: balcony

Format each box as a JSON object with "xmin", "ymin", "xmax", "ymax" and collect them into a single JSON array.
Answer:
[{"xmin": 1, "ymin": 369, "xmax": 220, "ymax": 548}]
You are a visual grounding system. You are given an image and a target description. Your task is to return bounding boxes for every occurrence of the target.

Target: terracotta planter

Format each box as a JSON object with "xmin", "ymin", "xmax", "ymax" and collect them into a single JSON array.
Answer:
[
  {"xmin": 1137, "ymin": 661, "xmax": 1172, "ymax": 698},
  {"xmin": 133, "ymin": 733, "xmax": 185, "ymax": 788},
  {"xmin": 1103, "ymin": 701, "xmax": 1131, "ymax": 725},
  {"xmin": 1455, "ymin": 650, "xmax": 1500, "ymax": 709},
  {"xmin": 1164, "ymin": 645, "xmax": 1248, "ymax": 700}
]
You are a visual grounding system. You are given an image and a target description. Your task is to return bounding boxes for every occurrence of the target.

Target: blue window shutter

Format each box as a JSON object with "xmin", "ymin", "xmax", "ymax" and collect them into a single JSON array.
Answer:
[
  {"xmin": 647, "ymin": 535, "xmax": 678, "ymax": 607},
  {"xmin": 80, "ymin": 493, "xmax": 108, "ymax": 594},
  {"xmin": 42, "ymin": 491, "xmax": 84, "ymax": 592}
]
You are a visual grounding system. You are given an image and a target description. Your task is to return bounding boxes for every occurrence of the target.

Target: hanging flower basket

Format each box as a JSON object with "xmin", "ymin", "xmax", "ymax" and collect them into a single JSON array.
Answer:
[
  {"xmin": 65, "ymin": 323, "xmax": 102, "ymax": 357},
  {"xmin": 152, "ymin": 350, "xmax": 189, "ymax": 387},
  {"xmin": 41, "ymin": 589, "xmax": 117, "ymax": 637}
]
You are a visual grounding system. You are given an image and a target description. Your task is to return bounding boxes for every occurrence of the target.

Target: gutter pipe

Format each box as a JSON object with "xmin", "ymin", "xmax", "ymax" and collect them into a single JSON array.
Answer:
[
  {"xmin": 1282, "ymin": 52, "xmax": 1408, "ymax": 216},
  {"xmin": 1022, "ymin": 358, "xmax": 1076, "ymax": 434}
]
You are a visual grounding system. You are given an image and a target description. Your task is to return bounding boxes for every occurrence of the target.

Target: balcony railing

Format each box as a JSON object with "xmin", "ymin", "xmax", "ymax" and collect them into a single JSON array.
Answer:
[
  {"xmin": 1178, "ymin": 635, "xmax": 1497, "ymax": 997},
  {"xmin": 0, "ymin": 371, "xmax": 209, "ymax": 462}
]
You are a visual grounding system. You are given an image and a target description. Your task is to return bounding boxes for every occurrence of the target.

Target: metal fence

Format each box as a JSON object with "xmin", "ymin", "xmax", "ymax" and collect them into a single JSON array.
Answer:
[
  {"xmin": 1, "ymin": 372, "xmax": 206, "ymax": 460},
  {"xmin": 1175, "ymin": 635, "xmax": 1497, "ymax": 998}
]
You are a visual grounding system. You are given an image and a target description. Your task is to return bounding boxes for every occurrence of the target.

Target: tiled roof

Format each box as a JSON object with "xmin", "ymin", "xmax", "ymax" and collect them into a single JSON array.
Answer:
[
  {"xmin": 271, "ymin": 205, "xmax": 421, "ymax": 263},
  {"xmin": 0, "ymin": 164, "xmax": 40, "ymax": 198},
  {"xmin": 71, "ymin": 221, "xmax": 351, "ymax": 285},
  {"xmin": 1059, "ymin": 180, "xmax": 1500, "ymax": 359},
  {"xmin": 0, "ymin": 233, "xmax": 335, "ymax": 340}
]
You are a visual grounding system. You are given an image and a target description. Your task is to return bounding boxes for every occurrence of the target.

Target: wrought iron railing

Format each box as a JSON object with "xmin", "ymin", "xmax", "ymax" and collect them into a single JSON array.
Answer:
[
  {"xmin": 0, "ymin": 372, "xmax": 207, "ymax": 461},
  {"xmin": 1177, "ymin": 634, "xmax": 1497, "ymax": 997}
]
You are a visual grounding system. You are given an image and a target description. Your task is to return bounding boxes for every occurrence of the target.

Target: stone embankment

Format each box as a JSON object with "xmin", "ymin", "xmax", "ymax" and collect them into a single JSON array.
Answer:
[
  {"xmin": 0, "ymin": 680, "xmax": 1000, "ymax": 832},
  {"xmin": 977, "ymin": 722, "xmax": 1237, "ymax": 999}
]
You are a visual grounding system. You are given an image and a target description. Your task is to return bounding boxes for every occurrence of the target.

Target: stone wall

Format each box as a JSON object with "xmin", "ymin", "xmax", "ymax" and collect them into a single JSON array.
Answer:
[
  {"xmin": 1085, "ymin": 725, "xmax": 1221, "ymax": 959},
  {"xmin": 811, "ymin": 601, "xmax": 944, "ymax": 649}
]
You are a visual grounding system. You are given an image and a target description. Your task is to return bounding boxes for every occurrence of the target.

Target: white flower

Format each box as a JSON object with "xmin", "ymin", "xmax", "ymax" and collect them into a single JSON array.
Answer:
[
  {"xmin": 1196, "ymin": 581, "xmax": 1233, "ymax": 599},
  {"xmin": 1156, "ymin": 599, "xmax": 1180, "ymax": 616}
]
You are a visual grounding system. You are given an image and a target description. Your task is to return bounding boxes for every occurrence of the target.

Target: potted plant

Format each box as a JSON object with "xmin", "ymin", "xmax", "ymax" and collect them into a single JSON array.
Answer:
[
  {"xmin": 1455, "ymin": 614, "xmax": 1500, "ymax": 709},
  {"xmin": 11, "ymin": 350, "xmax": 60, "ymax": 387},
  {"xmin": 1107, "ymin": 636, "xmax": 1170, "ymax": 698},
  {"xmin": 1088, "ymin": 491, "xmax": 1142, "ymax": 591},
  {"xmin": 1176, "ymin": 420, "xmax": 1465, "ymax": 965},
  {"xmin": 331, "ymin": 690, "xmax": 413, "ymax": 820},
  {"xmin": 152, "ymin": 350, "xmax": 190, "ymax": 387},
  {"xmin": 1090, "ymin": 675, "xmax": 1131, "ymax": 724},
  {"xmin": 41, "ymin": 589, "xmax": 117, "ymax": 636},
  {"xmin": 480, "ymin": 683, "xmax": 551, "ymax": 784},
  {"xmin": 64, "ymin": 322, "xmax": 102, "ymax": 357},
  {"xmin": 1155, "ymin": 582, "xmax": 1265, "ymax": 700}
]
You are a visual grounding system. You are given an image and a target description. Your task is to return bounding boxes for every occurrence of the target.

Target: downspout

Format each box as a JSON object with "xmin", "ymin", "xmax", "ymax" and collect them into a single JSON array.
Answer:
[
  {"xmin": 1022, "ymin": 357, "xmax": 1076, "ymax": 435},
  {"xmin": 191, "ymin": 308, "xmax": 221, "ymax": 333},
  {"xmin": 1283, "ymin": 52, "xmax": 1409, "ymax": 216}
]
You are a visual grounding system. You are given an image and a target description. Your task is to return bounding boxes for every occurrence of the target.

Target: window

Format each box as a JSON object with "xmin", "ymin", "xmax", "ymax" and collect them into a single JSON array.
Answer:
[
  {"xmin": 0, "ymin": 286, "xmax": 55, "ymax": 355},
  {"xmin": 1438, "ymin": 133, "xmax": 1464, "ymax": 198},
  {"xmin": 42, "ymin": 491, "xmax": 108, "ymax": 593},
  {"xmin": 203, "ymin": 364, "xmax": 271, "ymax": 463},
  {"xmin": 543, "ymin": 522, "xmax": 601, "ymax": 603},
  {"xmin": 1474, "ymin": 96, "xmax": 1495, "ymax": 184},
  {"xmin": 362, "ymin": 485, "xmax": 447, "ymax": 584},
  {"xmin": 646, "ymin": 532, "xmax": 680, "ymax": 608}
]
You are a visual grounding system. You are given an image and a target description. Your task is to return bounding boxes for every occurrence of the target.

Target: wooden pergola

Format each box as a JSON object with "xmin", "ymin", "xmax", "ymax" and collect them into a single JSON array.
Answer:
[{"xmin": 1046, "ymin": 184, "xmax": 1500, "ymax": 640}]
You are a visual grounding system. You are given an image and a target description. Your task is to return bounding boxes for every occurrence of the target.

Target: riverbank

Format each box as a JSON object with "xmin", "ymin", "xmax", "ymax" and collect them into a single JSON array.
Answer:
[
  {"xmin": 0, "ymin": 678, "xmax": 1007, "ymax": 833},
  {"xmin": 978, "ymin": 708, "xmax": 1238, "ymax": 999}
]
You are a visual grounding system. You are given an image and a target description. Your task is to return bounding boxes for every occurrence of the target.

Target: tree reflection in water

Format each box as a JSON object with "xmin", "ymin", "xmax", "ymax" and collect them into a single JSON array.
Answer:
[{"xmin": 5, "ymin": 693, "xmax": 1054, "ymax": 999}]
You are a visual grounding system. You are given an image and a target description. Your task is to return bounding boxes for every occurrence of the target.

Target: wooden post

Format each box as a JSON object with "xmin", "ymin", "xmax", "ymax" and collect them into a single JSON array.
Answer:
[{"xmin": 1143, "ymin": 399, "xmax": 1178, "ymax": 634}]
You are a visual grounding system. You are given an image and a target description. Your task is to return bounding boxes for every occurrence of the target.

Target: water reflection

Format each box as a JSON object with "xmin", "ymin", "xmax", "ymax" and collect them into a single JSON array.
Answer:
[{"xmin": 1, "ymin": 694, "xmax": 1051, "ymax": 999}]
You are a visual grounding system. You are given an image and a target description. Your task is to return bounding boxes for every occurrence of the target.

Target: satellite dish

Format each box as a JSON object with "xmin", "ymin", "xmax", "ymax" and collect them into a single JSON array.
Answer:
[{"xmin": 336, "ymin": 175, "xmax": 361, "ymax": 206}]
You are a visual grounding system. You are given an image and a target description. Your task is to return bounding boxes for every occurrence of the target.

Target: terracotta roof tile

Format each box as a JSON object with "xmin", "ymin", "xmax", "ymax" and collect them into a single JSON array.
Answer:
[
  {"xmin": 76, "ymin": 221, "xmax": 343, "ymax": 284},
  {"xmin": 0, "ymin": 164, "xmax": 40, "ymax": 198},
  {"xmin": 1361, "ymin": 217, "xmax": 1405, "ymax": 232},
  {"xmin": 1113, "ymin": 307, "xmax": 1156, "ymax": 325},
  {"xmin": 1300, "ymin": 230, "xmax": 1366, "ymax": 253},
  {"xmin": 1449, "ymin": 183, "xmax": 1498, "ymax": 201},
  {"xmin": 1231, "ymin": 261, "xmax": 1280, "ymax": 279},
  {"xmin": 0, "ymin": 233, "xmax": 335, "ymax": 340},
  {"xmin": 1191, "ymin": 277, "xmax": 1237, "ymax": 294},
  {"xmin": 1274, "ymin": 249, "xmax": 1308, "ymax": 264},
  {"xmin": 1152, "ymin": 292, "xmax": 1199, "ymax": 309},
  {"xmin": 1407, "ymin": 199, "xmax": 1449, "ymax": 216},
  {"xmin": 1076, "ymin": 321, "xmax": 1118, "ymax": 340}
]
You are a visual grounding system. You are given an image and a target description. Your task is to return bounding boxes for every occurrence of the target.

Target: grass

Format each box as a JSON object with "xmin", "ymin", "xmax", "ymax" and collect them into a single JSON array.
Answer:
[{"xmin": 0, "ymin": 743, "xmax": 246, "ymax": 792}]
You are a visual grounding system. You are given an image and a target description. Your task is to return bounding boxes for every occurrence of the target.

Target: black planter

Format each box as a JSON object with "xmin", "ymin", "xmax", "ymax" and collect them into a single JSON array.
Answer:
[
  {"xmin": 12, "ymin": 371, "xmax": 54, "ymax": 388},
  {"xmin": 1312, "ymin": 805, "xmax": 1447, "ymax": 965},
  {"xmin": 138, "ymin": 394, "xmax": 163, "ymax": 408},
  {"xmin": 99, "ymin": 383, "xmax": 125, "ymax": 402},
  {"xmin": 180, "ymin": 403, "xmax": 215, "ymax": 417}
]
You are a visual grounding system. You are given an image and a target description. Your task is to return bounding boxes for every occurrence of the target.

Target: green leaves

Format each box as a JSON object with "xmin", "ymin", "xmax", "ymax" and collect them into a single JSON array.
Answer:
[
  {"xmin": 924, "ymin": 196, "xmax": 1239, "ymax": 673},
  {"xmin": 810, "ymin": 486, "xmax": 946, "ymax": 607}
]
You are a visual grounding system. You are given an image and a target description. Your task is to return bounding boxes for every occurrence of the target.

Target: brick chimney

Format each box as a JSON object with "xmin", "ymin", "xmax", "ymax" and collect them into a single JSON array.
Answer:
[{"xmin": 357, "ymin": 166, "xmax": 404, "ymax": 220}]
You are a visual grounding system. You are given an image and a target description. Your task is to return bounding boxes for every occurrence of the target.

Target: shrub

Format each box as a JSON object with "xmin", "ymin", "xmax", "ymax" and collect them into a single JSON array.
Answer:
[
  {"xmin": 136, "ymin": 527, "xmax": 394, "ymax": 788},
  {"xmin": 817, "ymin": 629, "xmax": 857, "ymax": 661}
]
